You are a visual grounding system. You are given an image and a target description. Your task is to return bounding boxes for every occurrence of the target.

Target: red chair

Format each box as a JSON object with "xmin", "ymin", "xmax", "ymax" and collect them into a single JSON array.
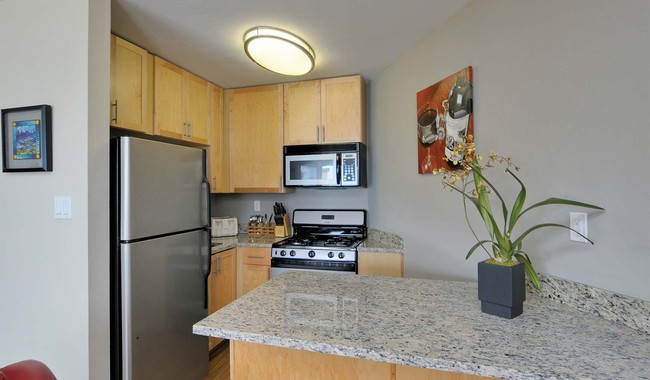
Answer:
[{"xmin": 0, "ymin": 360, "xmax": 56, "ymax": 380}]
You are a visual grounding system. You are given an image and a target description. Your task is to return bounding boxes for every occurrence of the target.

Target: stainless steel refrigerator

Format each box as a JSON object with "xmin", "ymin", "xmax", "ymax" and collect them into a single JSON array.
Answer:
[{"xmin": 110, "ymin": 136, "xmax": 210, "ymax": 380}]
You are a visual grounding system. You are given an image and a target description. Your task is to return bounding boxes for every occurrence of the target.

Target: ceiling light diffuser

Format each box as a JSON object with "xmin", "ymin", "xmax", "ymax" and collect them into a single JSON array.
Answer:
[{"xmin": 243, "ymin": 26, "xmax": 315, "ymax": 76}]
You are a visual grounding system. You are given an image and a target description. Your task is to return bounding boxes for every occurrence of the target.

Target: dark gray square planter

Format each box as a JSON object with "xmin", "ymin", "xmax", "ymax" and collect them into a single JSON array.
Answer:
[{"xmin": 478, "ymin": 260, "xmax": 526, "ymax": 319}]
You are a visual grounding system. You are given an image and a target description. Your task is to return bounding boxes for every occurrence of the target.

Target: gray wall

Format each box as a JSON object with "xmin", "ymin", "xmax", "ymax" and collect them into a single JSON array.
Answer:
[
  {"xmin": 369, "ymin": 0, "xmax": 649, "ymax": 300},
  {"xmin": 213, "ymin": 188, "xmax": 368, "ymax": 225},
  {"xmin": 215, "ymin": 0, "xmax": 650, "ymax": 301}
]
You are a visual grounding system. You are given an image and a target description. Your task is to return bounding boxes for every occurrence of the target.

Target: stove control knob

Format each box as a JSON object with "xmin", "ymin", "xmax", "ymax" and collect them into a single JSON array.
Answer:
[
  {"xmin": 338, "ymin": 252, "xmax": 345, "ymax": 259},
  {"xmin": 280, "ymin": 250, "xmax": 286, "ymax": 256},
  {"xmin": 308, "ymin": 251, "xmax": 316, "ymax": 258},
  {"xmin": 289, "ymin": 250, "xmax": 296, "ymax": 257},
  {"xmin": 328, "ymin": 251, "xmax": 335, "ymax": 258}
]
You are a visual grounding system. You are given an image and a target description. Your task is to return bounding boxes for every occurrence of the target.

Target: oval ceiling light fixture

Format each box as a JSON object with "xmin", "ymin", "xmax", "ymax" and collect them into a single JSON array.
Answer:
[{"xmin": 243, "ymin": 26, "xmax": 315, "ymax": 76}]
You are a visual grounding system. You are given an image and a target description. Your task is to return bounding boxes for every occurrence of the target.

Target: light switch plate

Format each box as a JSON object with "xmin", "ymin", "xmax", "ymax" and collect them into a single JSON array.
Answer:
[{"xmin": 54, "ymin": 196, "xmax": 72, "ymax": 220}]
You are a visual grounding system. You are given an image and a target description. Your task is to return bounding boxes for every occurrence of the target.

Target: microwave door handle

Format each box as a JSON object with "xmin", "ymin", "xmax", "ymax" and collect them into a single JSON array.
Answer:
[{"xmin": 336, "ymin": 153, "xmax": 341, "ymax": 185}]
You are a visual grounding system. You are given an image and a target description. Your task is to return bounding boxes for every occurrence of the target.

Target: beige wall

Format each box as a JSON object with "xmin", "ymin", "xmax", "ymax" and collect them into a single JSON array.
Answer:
[
  {"xmin": 368, "ymin": 0, "xmax": 650, "ymax": 300},
  {"xmin": 0, "ymin": 0, "xmax": 110, "ymax": 378}
]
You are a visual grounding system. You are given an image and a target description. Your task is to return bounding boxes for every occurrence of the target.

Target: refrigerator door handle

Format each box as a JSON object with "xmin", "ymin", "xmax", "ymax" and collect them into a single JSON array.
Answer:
[{"xmin": 201, "ymin": 175, "xmax": 211, "ymax": 309}]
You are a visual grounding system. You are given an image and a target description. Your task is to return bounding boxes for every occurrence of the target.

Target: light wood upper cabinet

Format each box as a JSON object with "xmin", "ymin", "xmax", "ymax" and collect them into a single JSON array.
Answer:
[
  {"xmin": 283, "ymin": 75, "xmax": 366, "ymax": 145},
  {"xmin": 185, "ymin": 72, "xmax": 211, "ymax": 144},
  {"xmin": 209, "ymin": 84, "xmax": 229, "ymax": 193},
  {"xmin": 321, "ymin": 75, "xmax": 366, "ymax": 144},
  {"xmin": 226, "ymin": 84, "xmax": 288, "ymax": 193},
  {"xmin": 110, "ymin": 35, "xmax": 153, "ymax": 134},
  {"xmin": 153, "ymin": 56, "xmax": 210, "ymax": 145},
  {"xmin": 208, "ymin": 248, "xmax": 237, "ymax": 350},
  {"xmin": 283, "ymin": 80, "xmax": 321, "ymax": 145}
]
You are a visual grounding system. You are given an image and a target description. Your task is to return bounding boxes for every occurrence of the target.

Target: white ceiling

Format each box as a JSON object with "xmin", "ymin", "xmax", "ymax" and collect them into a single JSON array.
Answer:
[{"xmin": 111, "ymin": 0, "xmax": 471, "ymax": 89}]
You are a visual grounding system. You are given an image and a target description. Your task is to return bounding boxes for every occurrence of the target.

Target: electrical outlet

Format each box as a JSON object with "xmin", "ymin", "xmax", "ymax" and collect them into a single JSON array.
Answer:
[
  {"xmin": 570, "ymin": 212, "xmax": 588, "ymax": 243},
  {"xmin": 254, "ymin": 200, "xmax": 261, "ymax": 212}
]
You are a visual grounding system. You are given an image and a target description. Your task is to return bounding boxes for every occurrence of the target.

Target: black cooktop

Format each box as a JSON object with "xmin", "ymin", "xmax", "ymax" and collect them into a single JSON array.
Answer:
[{"xmin": 274, "ymin": 234, "xmax": 363, "ymax": 249}]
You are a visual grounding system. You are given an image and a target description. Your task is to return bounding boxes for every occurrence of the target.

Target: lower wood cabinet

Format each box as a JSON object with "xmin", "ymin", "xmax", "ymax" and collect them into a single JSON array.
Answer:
[
  {"xmin": 236, "ymin": 247, "xmax": 271, "ymax": 297},
  {"xmin": 231, "ymin": 340, "xmax": 494, "ymax": 380},
  {"xmin": 358, "ymin": 252, "xmax": 403, "ymax": 277},
  {"xmin": 207, "ymin": 248, "xmax": 236, "ymax": 350}
]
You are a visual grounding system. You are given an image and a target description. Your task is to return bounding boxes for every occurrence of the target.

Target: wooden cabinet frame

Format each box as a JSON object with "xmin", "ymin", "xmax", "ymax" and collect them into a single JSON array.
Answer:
[
  {"xmin": 153, "ymin": 56, "xmax": 210, "ymax": 144},
  {"xmin": 110, "ymin": 34, "xmax": 153, "ymax": 134}
]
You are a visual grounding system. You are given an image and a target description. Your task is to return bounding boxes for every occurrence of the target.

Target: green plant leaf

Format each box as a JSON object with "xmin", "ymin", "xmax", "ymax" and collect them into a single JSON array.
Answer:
[
  {"xmin": 470, "ymin": 162, "xmax": 508, "ymax": 232},
  {"xmin": 506, "ymin": 169, "xmax": 527, "ymax": 234},
  {"xmin": 519, "ymin": 198, "xmax": 604, "ymax": 218},
  {"xmin": 447, "ymin": 182, "xmax": 508, "ymax": 259},
  {"xmin": 511, "ymin": 223, "xmax": 595, "ymax": 248},
  {"xmin": 446, "ymin": 183, "xmax": 491, "ymax": 232},
  {"xmin": 465, "ymin": 240, "xmax": 494, "ymax": 260},
  {"xmin": 514, "ymin": 251, "xmax": 541, "ymax": 290}
]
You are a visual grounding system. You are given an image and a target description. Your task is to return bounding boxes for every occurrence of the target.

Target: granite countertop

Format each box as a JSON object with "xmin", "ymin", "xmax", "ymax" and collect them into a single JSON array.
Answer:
[
  {"xmin": 194, "ymin": 271, "xmax": 650, "ymax": 379},
  {"xmin": 211, "ymin": 229, "xmax": 404, "ymax": 254}
]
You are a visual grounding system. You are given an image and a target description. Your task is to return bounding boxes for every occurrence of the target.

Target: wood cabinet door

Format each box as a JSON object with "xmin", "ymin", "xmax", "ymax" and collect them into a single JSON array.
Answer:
[
  {"xmin": 185, "ymin": 72, "xmax": 210, "ymax": 145},
  {"xmin": 209, "ymin": 84, "xmax": 229, "ymax": 192},
  {"xmin": 358, "ymin": 252, "xmax": 403, "ymax": 277},
  {"xmin": 242, "ymin": 264, "xmax": 269, "ymax": 296},
  {"xmin": 153, "ymin": 56, "xmax": 185, "ymax": 140},
  {"xmin": 208, "ymin": 249, "xmax": 237, "ymax": 350},
  {"xmin": 215, "ymin": 249, "xmax": 237, "ymax": 310},
  {"xmin": 321, "ymin": 75, "xmax": 366, "ymax": 144},
  {"xmin": 283, "ymin": 80, "xmax": 321, "ymax": 145},
  {"xmin": 207, "ymin": 254, "xmax": 219, "ymax": 350},
  {"xmin": 227, "ymin": 85, "xmax": 284, "ymax": 192},
  {"xmin": 110, "ymin": 35, "xmax": 152, "ymax": 134}
]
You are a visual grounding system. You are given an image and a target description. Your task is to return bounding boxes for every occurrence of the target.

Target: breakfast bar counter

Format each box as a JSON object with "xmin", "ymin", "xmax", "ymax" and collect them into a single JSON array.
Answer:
[{"xmin": 193, "ymin": 271, "xmax": 650, "ymax": 379}]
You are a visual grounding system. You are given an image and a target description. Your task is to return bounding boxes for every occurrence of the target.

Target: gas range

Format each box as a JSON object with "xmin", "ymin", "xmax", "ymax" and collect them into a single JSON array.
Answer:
[{"xmin": 271, "ymin": 209, "xmax": 367, "ymax": 276}]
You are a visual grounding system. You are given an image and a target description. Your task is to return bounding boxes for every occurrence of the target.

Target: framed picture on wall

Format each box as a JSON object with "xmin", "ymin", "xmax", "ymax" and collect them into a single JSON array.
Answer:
[
  {"xmin": 2, "ymin": 104, "xmax": 53, "ymax": 172},
  {"xmin": 416, "ymin": 66, "xmax": 473, "ymax": 174}
]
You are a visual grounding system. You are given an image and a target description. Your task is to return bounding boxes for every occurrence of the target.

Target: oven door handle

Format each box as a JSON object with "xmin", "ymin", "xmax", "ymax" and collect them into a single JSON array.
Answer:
[{"xmin": 336, "ymin": 153, "xmax": 341, "ymax": 185}]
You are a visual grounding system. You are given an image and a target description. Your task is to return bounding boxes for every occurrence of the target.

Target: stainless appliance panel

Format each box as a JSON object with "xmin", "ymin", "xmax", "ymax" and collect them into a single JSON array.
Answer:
[
  {"xmin": 271, "ymin": 267, "xmax": 355, "ymax": 278},
  {"xmin": 120, "ymin": 137, "xmax": 207, "ymax": 241},
  {"xmin": 121, "ymin": 230, "xmax": 208, "ymax": 380}
]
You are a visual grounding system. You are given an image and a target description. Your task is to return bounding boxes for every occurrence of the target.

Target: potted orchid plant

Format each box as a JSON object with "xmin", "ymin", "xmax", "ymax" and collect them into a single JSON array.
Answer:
[{"xmin": 435, "ymin": 136, "xmax": 604, "ymax": 318}]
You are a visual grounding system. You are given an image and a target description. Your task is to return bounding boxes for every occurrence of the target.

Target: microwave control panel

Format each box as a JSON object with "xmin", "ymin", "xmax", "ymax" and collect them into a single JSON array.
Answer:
[{"xmin": 341, "ymin": 153, "xmax": 359, "ymax": 186}]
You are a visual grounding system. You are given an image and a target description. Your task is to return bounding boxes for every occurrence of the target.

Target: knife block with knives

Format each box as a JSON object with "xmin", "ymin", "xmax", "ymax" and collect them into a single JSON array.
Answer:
[
  {"xmin": 273, "ymin": 202, "xmax": 290, "ymax": 237},
  {"xmin": 274, "ymin": 215, "xmax": 290, "ymax": 237}
]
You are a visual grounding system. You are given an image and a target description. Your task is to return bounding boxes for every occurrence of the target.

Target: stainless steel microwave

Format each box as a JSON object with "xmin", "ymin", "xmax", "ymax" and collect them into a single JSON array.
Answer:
[{"xmin": 284, "ymin": 143, "xmax": 367, "ymax": 188}]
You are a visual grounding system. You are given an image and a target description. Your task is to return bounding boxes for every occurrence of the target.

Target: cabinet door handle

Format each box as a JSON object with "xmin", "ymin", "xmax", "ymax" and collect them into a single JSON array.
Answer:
[
  {"xmin": 247, "ymin": 255, "xmax": 265, "ymax": 259},
  {"xmin": 217, "ymin": 257, "xmax": 222, "ymax": 275},
  {"xmin": 316, "ymin": 125, "xmax": 320, "ymax": 142},
  {"xmin": 111, "ymin": 100, "xmax": 118, "ymax": 124},
  {"xmin": 322, "ymin": 125, "xmax": 325, "ymax": 142},
  {"xmin": 212, "ymin": 176, "xmax": 216, "ymax": 191},
  {"xmin": 188, "ymin": 122, "xmax": 193, "ymax": 138},
  {"xmin": 212, "ymin": 258, "xmax": 218, "ymax": 274}
]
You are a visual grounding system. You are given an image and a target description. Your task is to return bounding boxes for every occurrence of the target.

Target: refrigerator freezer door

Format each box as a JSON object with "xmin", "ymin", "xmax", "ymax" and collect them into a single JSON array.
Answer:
[
  {"xmin": 119, "ymin": 137, "xmax": 208, "ymax": 241},
  {"xmin": 121, "ymin": 230, "xmax": 209, "ymax": 380}
]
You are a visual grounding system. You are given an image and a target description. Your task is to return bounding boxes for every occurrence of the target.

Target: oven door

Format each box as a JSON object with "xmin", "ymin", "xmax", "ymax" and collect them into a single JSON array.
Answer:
[{"xmin": 284, "ymin": 153, "xmax": 340, "ymax": 187}]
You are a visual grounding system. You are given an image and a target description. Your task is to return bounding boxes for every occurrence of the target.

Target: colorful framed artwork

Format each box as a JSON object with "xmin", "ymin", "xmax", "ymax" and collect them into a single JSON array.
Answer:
[
  {"xmin": 2, "ymin": 105, "xmax": 52, "ymax": 172},
  {"xmin": 416, "ymin": 66, "xmax": 473, "ymax": 174}
]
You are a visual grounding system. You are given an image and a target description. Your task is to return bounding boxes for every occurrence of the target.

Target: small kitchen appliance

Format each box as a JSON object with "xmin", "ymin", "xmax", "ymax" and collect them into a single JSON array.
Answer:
[
  {"xmin": 211, "ymin": 216, "xmax": 238, "ymax": 237},
  {"xmin": 271, "ymin": 209, "xmax": 367, "ymax": 277},
  {"xmin": 283, "ymin": 143, "xmax": 367, "ymax": 188}
]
